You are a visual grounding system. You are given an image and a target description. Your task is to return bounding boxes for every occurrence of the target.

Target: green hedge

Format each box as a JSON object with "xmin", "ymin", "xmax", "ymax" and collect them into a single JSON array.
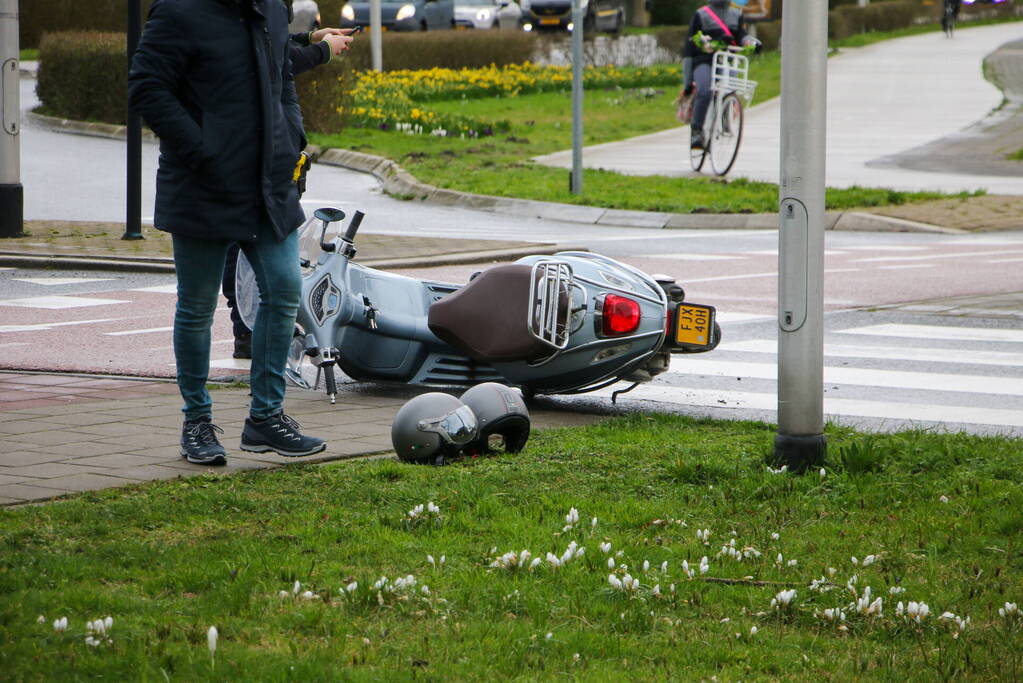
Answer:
[
  {"xmin": 20, "ymin": 0, "xmax": 152, "ymax": 50},
  {"xmin": 36, "ymin": 32, "xmax": 128, "ymax": 125}
]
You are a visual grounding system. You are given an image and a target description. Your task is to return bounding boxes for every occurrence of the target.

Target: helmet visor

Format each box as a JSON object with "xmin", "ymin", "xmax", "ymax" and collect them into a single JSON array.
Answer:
[{"xmin": 417, "ymin": 404, "xmax": 478, "ymax": 446}]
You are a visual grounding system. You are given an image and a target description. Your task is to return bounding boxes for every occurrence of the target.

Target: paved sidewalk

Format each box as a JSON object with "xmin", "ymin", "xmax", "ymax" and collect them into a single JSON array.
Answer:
[
  {"xmin": 0, "ymin": 372, "xmax": 605, "ymax": 507},
  {"xmin": 535, "ymin": 23, "xmax": 1023, "ymax": 196}
]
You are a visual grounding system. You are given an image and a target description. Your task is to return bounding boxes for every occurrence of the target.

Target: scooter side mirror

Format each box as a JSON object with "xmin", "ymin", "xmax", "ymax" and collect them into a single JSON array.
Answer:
[
  {"xmin": 314, "ymin": 207, "xmax": 347, "ymax": 223},
  {"xmin": 314, "ymin": 208, "xmax": 346, "ymax": 253}
]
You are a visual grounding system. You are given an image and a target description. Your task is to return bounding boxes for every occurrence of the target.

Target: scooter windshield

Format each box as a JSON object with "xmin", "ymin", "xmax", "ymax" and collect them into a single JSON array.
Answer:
[{"xmin": 417, "ymin": 405, "xmax": 479, "ymax": 446}]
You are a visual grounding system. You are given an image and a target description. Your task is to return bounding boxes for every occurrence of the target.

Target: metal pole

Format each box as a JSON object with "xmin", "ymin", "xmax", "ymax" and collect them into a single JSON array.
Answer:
[
  {"xmin": 569, "ymin": 0, "xmax": 583, "ymax": 194},
  {"xmin": 122, "ymin": 0, "xmax": 144, "ymax": 240},
  {"xmin": 0, "ymin": 0, "xmax": 24, "ymax": 238},
  {"xmin": 775, "ymin": 0, "xmax": 828, "ymax": 472},
  {"xmin": 370, "ymin": 0, "xmax": 382, "ymax": 72}
]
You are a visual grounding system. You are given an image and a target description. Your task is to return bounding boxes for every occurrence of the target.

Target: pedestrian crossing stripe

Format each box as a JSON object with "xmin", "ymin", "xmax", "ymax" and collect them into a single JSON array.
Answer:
[
  {"xmin": 837, "ymin": 324, "xmax": 1023, "ymax": 344},
  {"xmin": 718, "ymin": 339, "xmax": 1023, "ymax": 368},
  {"xmin": 594, "ymin": 385, "xmax": 1023, "ymax": 430},
  {"xmin": 665, "ymin": 359, "xmax": 1023, "ymax": 396}
]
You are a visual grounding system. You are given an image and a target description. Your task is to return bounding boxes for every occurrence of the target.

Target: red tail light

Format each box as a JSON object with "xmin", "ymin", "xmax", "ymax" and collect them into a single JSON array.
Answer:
[{"xmin": 602, "ymin": 295, "xmax": 641, "ymax": 335}]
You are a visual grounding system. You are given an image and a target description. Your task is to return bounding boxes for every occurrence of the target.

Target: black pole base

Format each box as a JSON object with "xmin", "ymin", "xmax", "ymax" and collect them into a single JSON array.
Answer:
[
  {"xmin": 120, "ymin": 230, "xmax": 145, "ymax": 241},
  {"xmin": 773, "ymin": 432, "xmax": 827, "ymax": 474},
  {"xmin": 0, "ymin": 183, "xmax": 25, "ymax": 238}
]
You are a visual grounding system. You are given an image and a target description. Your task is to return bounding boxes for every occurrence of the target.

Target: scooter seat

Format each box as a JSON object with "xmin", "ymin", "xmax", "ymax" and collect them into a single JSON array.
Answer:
[{"xmin": 428, "ymin": 264, "xmax": 561, "ymax": 363}]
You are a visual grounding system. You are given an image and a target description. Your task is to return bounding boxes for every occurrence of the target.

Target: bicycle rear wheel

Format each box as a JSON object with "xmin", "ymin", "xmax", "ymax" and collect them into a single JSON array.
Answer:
[
  {"xmin": 709, "ymin": 93, "xmax": 744, "ymax": 177},
  {"xmin": 689, "ymin": 115, "xmax": 708, "ymax": 172}
]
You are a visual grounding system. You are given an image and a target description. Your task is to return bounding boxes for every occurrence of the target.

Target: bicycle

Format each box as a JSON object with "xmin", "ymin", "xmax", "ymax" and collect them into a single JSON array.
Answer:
[{"xmin": 690, "ymin": 47, "xmax": 757, "ymax": 177}]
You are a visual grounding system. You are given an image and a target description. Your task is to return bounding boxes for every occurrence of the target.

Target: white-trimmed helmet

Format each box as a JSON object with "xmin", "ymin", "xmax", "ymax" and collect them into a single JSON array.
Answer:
[
  {"xmin": 459, "ymin": 383, "xmax": 531, "ymax": 454},
  {"xmin": 391, "ymin": 392, "xmax": 479, "ymax": 464}
]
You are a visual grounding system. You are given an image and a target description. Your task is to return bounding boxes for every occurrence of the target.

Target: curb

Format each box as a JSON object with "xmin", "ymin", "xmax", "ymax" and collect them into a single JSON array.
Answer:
[
  {"xmin": 26, "ymin": 109, "xmax": 963, "ymax": 235},
  {"xmin": 0, "ymin": 244, "xmax": 576, "ymax": 274}
]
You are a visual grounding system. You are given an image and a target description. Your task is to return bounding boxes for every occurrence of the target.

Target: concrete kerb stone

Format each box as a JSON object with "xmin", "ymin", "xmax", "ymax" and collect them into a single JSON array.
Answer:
[{"xmin": 26, "ymin": 108, "xmax": 956, "ymax": 235}]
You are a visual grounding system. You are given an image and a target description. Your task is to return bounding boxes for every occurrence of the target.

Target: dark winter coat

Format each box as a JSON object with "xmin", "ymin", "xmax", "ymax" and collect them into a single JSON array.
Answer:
[
  {"xmin": 128, "ymin": 0, "xmax": 305, "ymax": 243},
  {"xmin": 683, "ymin": 5, "xmax": 750, "ymax": 68},
  {"xmin": 289, "ymin": 31, "xmax": 332, "ymax": 76}
]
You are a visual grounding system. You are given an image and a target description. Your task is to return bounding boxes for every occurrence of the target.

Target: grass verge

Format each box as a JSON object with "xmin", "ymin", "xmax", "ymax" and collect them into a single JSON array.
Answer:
[{"xmin": 3, "ymin": 414, "xmax": 1022, "ymax": 680}]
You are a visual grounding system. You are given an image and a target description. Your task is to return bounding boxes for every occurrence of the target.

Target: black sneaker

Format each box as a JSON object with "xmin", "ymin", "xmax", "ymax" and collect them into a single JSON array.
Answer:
[
  {"xmin": 180, "ymin": 417, "xmax": 227, "ymax": 466},
  {"xmin": 691, "ymin": 129, "xmax": 705, "ymax": 150},
  {"xmin": 233, "ymin": 332, "xmax": 252, "ymax": 359},
  {"xmin": 240, "ymin": 413, "xmax": 326, "ymax": 457}
]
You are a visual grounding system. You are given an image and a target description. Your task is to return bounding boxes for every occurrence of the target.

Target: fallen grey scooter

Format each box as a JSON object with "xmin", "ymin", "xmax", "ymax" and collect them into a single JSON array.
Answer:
[{"xmin": 236, "ymin": 208, "xmax": 721, "ymax": 404}]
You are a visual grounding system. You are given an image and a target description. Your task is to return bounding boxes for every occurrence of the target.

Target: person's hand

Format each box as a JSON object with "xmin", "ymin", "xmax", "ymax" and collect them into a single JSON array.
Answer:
[
  {"xmin": 321, "ymin": 32, "xmax": 353, "ymax": 55},
  {"xmin": 310, "ymin": 27, "xmax": 345, "ymax": 43}
]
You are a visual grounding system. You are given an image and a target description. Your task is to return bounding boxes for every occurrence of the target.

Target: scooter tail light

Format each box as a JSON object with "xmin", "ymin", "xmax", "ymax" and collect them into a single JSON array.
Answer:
[{"xmin": 601, "ymin": 295, "xmax": 641, "ymax": 336}]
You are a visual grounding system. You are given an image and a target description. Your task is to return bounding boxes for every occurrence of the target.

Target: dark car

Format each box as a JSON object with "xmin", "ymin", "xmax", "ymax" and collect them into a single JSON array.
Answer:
[
  {"xmin": 341, "ymin": 0, "xmax": 455, "ymax": 31},
  {"xmin": 520, "ymin": 0, "xmax": 625, "ymax": 33}
]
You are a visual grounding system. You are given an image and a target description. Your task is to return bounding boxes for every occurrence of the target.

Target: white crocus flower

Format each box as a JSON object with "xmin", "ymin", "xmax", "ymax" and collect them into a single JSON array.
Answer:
[
  {"xmin": 599, "ymin": 542, "xmax": 612, "ymax": 554},
  {"xmin": 421, "ymin": 585, "xmax": 431, "ymax": 596},
  {"xmin": 699, "ymin": 557, "xmax": 710, "ymax": 575},
  {"xmin": 889, "ymin": 586, "xmax": 905, "ymax": 595},
  {"xmin": 608, "ymin": 557, "xmax": 615, "ymax": 570},
  {"xmin": 851, "ymin": 556, "xmax": 859, "ymax": 566},
  {"xmin": 771, "ymin": 532, "xmax": 780, "ymax": 541},
  {"xmin": 787, "ymin": 559, "xmax": 798, "ymax": 567},
  {"xmin": 608, "ymin": 574, "xmax": 623, "ymax": 590},
  {"xmin": 750, "ymin": 626, "xmax": 758, "ymax": 636},
  {"xmin": 776, "ymin": 553, "xmax": 783, "ymax": 567},
  {"xmin": 53, "ymin": 617, "xmax": 68, "ymax": 632},
  {"xmin": 939, "ymin": 495, "xmax": 949, "ymax": 504},
  {"xmin": 207, "ymin": 626, "xmax": 218, "ymax": 655},
  {"xmin": 591, "ymin": 517, "xmax": 598, "ymax": 529},
  {"xmin": 301, "ymin": 591, "xmax": 315, "ymax": 600},
  {"xmin": 278, "ymin": 590, "xmax": 289, "ymax": 599},
  {"xmin": 819, "ymin": 467, "xmax": 826, "ymax": 479},
  {"xmin": 530, "ymin": 557, "xmax": 542, "ymax": 571},
  {"xmin": 346, "ymin": 582, "xmax": 358, "ymax": 594},
  {"xmin": 37, "ymin": 615, "xmax": 45, "ymax": 625},
  {"xmin": 652, "ymin": 584, "xmax": 662, "ymax": 597},
  {"xmin": 292, "ymin": 580, "xmax": 301, "ymax": 595},
  {"xmin": 519, "ymin": 550, "xmax": 532, "ymax": 568},
  {"xmin": 643, "ymin": 560, "xmax": 650, "ymax": 572},
  {"xmin": 999, "ymin": 602, "xmax": 1019, "ymax": 618},
  {"xmin": 547, "ymin": 552, "xmax": 562, "ymax": 569},
  {"xmin": 85, "ymin": 636, "xmax": 99, "ymax": 647},
  {"xmin": 771, "ymin": 589, "xmax": 797, "ymax": 610},
  {"xmin": 862, "ymin": 555, "xmax": 876, "ymax": 567},
  {"xmin": 661, "ymin": 560, "xmax": 668, "ymax": 573},
  {"xmin": 427, "ymin": 555, "xmax": 435, "ymax": 567},
  {"xmin": 565, "ymin": 507, "xmax": 579, "ymax": 526}
]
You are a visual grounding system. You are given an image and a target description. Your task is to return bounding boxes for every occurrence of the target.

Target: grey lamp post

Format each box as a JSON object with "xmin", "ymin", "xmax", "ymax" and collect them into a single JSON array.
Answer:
[
  {"xmin": 775, "ymin": 0, "xmax": 828, "ymax": 472},
  {"xmin": 0, "ymin": 0, "xmax": 23, "ymax": 238}
]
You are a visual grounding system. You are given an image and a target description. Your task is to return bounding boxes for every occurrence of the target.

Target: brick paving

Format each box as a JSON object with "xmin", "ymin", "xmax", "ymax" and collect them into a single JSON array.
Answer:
[{"xmin": 0, "ymin": 372, "xmax": 604, "ymax": 506}]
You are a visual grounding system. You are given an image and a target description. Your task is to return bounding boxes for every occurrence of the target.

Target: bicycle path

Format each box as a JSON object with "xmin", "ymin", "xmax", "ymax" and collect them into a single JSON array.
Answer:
[{"xmin": 533, "ymin": 22, "xmax": 1023, "ymax": 195}]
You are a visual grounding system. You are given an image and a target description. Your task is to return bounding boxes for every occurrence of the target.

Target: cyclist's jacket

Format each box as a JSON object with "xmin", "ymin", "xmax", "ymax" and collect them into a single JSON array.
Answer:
[{"xmin": 683, "ymin": 4, "xmax": 750, "ymax": 67}]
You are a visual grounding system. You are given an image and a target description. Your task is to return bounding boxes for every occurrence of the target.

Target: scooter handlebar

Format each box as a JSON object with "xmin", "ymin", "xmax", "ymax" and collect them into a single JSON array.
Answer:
[{"xmin": 343, "ymin": 211, "xmax": 365, "ymax": 242}]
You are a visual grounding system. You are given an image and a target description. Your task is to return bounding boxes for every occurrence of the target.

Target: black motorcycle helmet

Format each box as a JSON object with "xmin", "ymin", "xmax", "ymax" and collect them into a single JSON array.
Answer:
[{"xmin": 459, "ymin": 383, "xmax": 531, "ymax": 454}]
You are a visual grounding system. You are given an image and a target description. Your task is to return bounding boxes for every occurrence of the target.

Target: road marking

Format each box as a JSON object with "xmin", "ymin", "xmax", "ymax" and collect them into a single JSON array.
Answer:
[
  {"xmin": 824, "ymin": 268, "xmax": 863, "ymax": 273},
  {"xmin": 852, "ymin": 249, "xmax": 1023, "ymax": 263},
  {"xmin": 653, "ymin": 253, "xmax": 746, "ymax": 261},
  {"xmin": 716, "ymin": 312, "xmax": 772, "ymax": 324},
  {"xmin": 876, "ymin": 263, "xmax": 936, "ymax": 270},
  {"xmin": 686, "ymin": 271, "xmax": 777, "ymax": 284},
  {"xmin": 12, "ymin": 277, "xmax": 116, "ymax": 286},
  {"xmin": 130, "ymin": 284, "xmax": 178, "ymax": 294},
  {"xmin": 596, "ymin": 385, "xmax": 1023, "ymax": 429},
  {"xmin": 0, "ymin": 296, "xmax": 130, "ymax": 309},
  {"xmin": 839, "ymin": 245, "xmax": 929, "ymax": 251},
  {"xmin": 719, "ymin": 339, "xmax": 1023, "ymax": 367},
  {"xmin": 105, "ymin": 327, "xmax": 173, "ymax": 336},
  {"xmin": 0, "ymin": 318, "xmax": 118, "ymax": 333},
  {"xmin": 837, "ymin": 323, "xmax": 1023, "ymax": 344},
  {"xmin": 666, "ymin": 359, "xmax": 1023, "ymax": 396},
  {"xmin": 986, "ymin": 257, "xmax": 1023, "ymax": 264},
  {"xmin": 209, "ymin": 359, "xmax": 251, "ymax": 369}
]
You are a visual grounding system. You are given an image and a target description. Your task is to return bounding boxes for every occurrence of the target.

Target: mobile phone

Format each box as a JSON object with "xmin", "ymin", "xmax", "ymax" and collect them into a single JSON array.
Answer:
[{"xmin": 351, "ymin": 25, "xmax": 363, "ymax": 34}]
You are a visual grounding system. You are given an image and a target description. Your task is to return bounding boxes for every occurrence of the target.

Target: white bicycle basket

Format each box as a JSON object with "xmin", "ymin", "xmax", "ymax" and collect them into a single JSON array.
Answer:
[{"xmin": 712, "ymin": 51, "xmax": 757, "ymax": 102}]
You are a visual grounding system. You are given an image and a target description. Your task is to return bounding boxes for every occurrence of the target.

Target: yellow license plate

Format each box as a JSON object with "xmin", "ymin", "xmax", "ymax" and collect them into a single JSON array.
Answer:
[
  {"xmin": 539, "ymin": 17, "xmax": 562, "ymax": 25},
  {"xmin": 675, "ymin": 303, "xmax": 715, "ymax": 347}
]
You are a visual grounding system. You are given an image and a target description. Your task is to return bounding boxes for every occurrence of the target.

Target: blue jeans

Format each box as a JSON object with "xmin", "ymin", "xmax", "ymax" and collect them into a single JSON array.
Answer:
[
  {"xmin": 172, "ymin": 223, "xmax": 300, "ymax": 422},
  {"xmin": 691, "ymin": 63, "xmax": 713, "ymax": 133}
]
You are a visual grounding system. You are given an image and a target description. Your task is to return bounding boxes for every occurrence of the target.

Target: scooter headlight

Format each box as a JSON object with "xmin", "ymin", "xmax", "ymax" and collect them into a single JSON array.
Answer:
[
  {"xmin": 396, "ymin": 3, "xmax": 417, "ymax": 21},
  {"xmin": 476, "ymin": 8, "xmax": 492, "ymax": 22}
]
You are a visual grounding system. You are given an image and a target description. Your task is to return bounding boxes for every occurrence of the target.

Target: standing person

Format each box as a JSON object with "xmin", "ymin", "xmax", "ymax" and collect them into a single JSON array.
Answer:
[
  {"xmin": 682, "ymin": 0, "xmax": 759, "ymax": 150},
  {"xmin": 942, "ymin": 0, "xmax": 962, "ymax": 36},
  {"xmin": 225, "ymin": 24, "xmax": 356, "ymax": 359},
  {"xmin": 129, "ymin": 0, "xmax": 332, "ymax": 466}
]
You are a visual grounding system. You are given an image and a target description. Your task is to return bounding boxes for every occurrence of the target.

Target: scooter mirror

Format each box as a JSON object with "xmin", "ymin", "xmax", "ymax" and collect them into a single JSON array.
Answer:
[{"xmin": 314, "ymin": 207, "xmax": 347, "ymax": 224}]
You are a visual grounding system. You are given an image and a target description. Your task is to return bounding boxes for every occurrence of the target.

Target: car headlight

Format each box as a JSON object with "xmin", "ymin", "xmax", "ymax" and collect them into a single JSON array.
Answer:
[
  {"xmin": 476, "ymin": 8, "xmax": 492, "ymax": 21},
  {"xmin": 341, "ymin": 3, "xmax": 355, "ymax": 20},
  {"xmin": 395, "ymin": 3, "xmax": 417, "ymax": 20}
]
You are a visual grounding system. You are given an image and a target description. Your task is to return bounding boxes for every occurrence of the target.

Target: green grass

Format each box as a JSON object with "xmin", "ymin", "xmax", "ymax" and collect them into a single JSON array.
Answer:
[
  {"xmin": 19, "ymin": 48, "xmax": 39, "ymax": 61},
  {"xmin": 1009, "ymin": 148, "xmax": 1023, "ymax": 162},
  {"xmin": 312, "ymin": 59, "xmax": 964, "ymax": 214},
  {"xmin": 3, "ymin": 414, "xmax": 1023, "ymax": 680}
]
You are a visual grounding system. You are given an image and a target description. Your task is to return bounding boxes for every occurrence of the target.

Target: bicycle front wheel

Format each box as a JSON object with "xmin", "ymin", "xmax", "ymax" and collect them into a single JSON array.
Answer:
[{"xmin": 709, "ymin": 93, "xmax": 744, "ymax": 177}]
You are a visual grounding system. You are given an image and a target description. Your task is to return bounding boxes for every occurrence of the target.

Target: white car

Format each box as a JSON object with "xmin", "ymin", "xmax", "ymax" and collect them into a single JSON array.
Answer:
[
  {"xmin": 289, "ymin": 0, "xmax": 321, "ymax": 33},
  {"xmin": 454, "ymin": 0, "xmax": 522, "ymax": 29}
]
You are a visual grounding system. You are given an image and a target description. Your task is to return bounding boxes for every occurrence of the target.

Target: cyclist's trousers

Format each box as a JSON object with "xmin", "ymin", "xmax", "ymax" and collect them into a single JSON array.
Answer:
[{"xmin": 692, "ymin": 63, "xmax": 713, "ymax": 132}]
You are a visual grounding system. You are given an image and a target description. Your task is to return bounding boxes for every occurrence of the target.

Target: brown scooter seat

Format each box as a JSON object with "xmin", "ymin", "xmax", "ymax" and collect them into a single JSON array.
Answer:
[{"xmin": 428, "ymin": 264, "xmax": 556, "ymax": 363}]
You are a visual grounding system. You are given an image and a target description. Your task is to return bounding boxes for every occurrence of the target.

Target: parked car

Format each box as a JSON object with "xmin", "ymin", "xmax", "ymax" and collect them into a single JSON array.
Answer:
[
  {"xmin": 520, "ymin": 0, "xmax": 625, "ymax": 33},
  {"xmin": 340, "ymin": 0, "xmax": 456, "ymax": 31},
  {"xmin": 454, "ymin": 0, "xmax": 523, "ymax": 29},
  {"xmin": 289, "ymin": 0, "xmax": 321, "ymax": 32}
]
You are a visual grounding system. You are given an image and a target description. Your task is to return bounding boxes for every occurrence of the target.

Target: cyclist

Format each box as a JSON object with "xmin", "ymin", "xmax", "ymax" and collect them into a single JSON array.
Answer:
[
  {"xmin": 942, "ymin": 0, "xmax": 961, "ymax": 36},
  {"xmin": 682, "ymin": 0, "xmax": 759, "ymax": 150}
]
